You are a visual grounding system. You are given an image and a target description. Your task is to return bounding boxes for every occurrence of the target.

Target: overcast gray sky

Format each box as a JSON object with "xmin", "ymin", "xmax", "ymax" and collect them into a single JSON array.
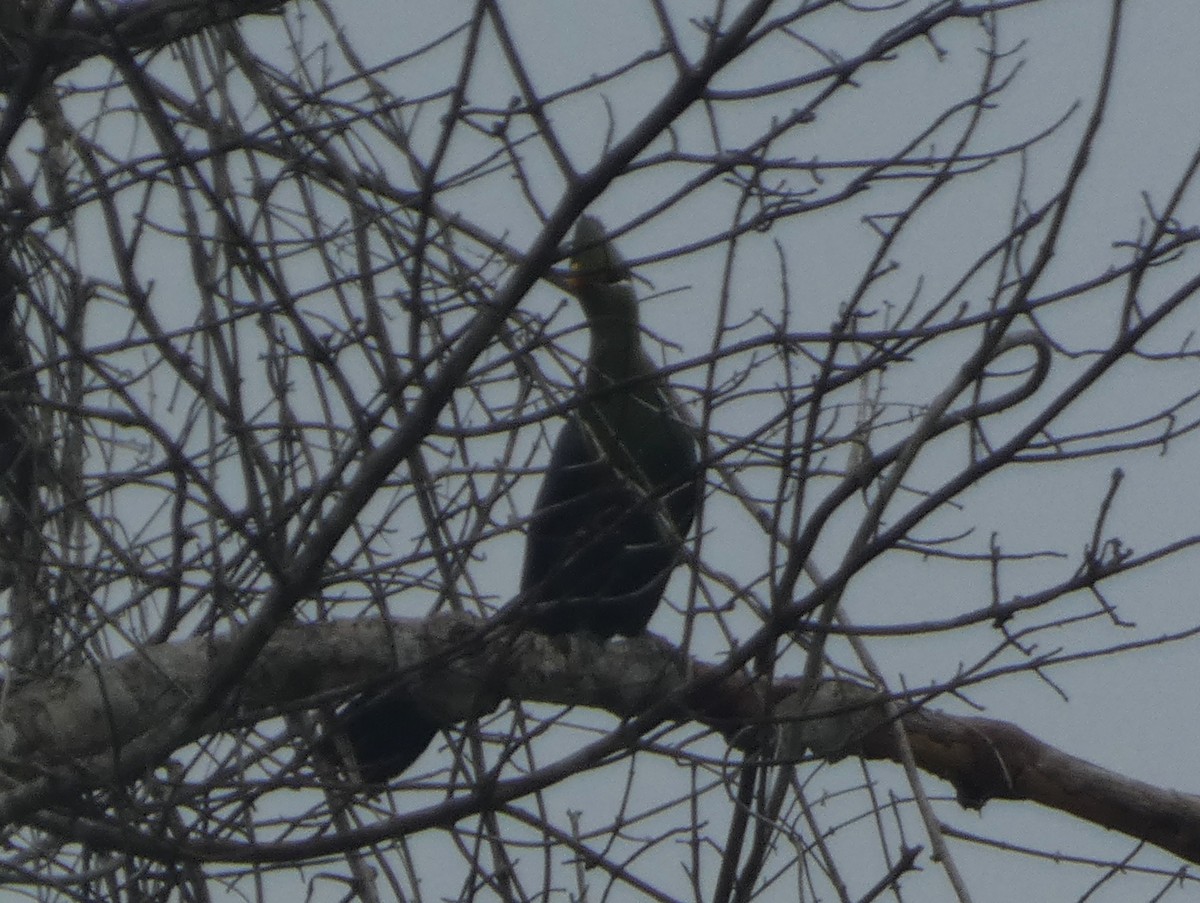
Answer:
[{"xmin": 28, "ymin": 2, "xmax": 1200, "ymax": 900}]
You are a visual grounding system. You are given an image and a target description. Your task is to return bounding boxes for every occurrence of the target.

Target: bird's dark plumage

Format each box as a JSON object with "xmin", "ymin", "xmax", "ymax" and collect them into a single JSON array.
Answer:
[
  {"xmin": 522, "ymin": 216, "xmax": 701, "ymax": 638},
  {"xmin": 318, "ymin": 688, "xmax": 439, "ymax": 785}
]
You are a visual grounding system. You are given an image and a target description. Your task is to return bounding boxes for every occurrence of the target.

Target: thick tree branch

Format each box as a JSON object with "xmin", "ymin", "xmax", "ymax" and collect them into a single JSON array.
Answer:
[
  {"xmin": 0, "ymin": 0, "xmax": 292, "ymax": 90},
  {"xmin": 2, "ymin": 613, "xmax": 1198, "ymax": 866}
]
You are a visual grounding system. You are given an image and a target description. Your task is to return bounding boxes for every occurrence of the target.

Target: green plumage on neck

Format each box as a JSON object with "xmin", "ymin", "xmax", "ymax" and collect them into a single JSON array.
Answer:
[{"xmin": 570, "ymin": 217, "xmax": 688, "ymax": 494}]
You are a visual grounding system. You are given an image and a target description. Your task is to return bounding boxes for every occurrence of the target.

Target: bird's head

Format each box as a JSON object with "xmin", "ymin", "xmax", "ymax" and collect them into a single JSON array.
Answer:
[
  {"xmin": 568, "ymin": 215, "xmax": 631, "ymax": 290},
  {"xmin": 568, "ymin": 216, "xmax": 638, "ymax": 329}
]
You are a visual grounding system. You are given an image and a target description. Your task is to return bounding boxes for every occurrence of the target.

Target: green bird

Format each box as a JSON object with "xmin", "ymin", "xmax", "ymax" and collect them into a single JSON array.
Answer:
[
  {"xmin": 522, "ymin": 215, "xmax": 702, "ymax": 638},
  {"xmin": 321, "ymin": 216, "xmax": 702, "ymax": 784}
]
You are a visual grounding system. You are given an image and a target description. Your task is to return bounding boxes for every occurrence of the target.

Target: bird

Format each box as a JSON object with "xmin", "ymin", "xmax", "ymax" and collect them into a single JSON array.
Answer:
[
  {"xmin": 521, "ymin": 215, "xmax": 702, "ymax": 639},
  {"xmin": 318, "ymin": 216, "xmax": 701, "ymax": 784}
]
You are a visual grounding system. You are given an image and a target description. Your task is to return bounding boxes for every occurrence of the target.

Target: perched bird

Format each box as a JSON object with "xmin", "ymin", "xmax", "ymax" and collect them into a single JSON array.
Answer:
[
  {"xmin": 522, "ymin": 216, "xmax": 702, "ymax": 639},
  {"xmin": 319, "ymin": 216, "xmax": 701, "ymax": 784}
]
